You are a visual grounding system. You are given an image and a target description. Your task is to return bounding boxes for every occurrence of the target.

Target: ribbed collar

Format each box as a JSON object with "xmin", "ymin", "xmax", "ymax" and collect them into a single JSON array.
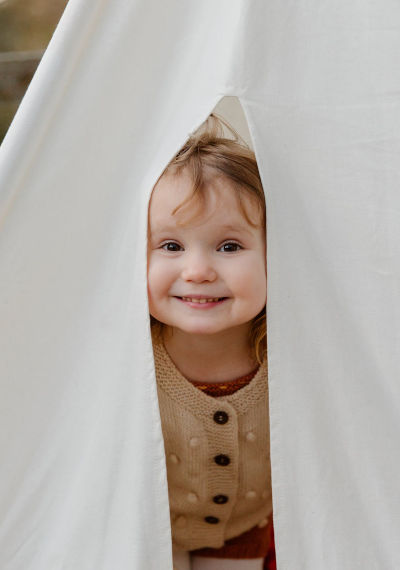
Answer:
[{"xmin": 153, "ymin": 339, "xmax": 268, "ymax": 417}]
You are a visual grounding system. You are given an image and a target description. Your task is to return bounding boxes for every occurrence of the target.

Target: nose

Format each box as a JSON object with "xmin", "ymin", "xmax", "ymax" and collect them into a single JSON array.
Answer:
[{"xmin": 181, "ymin": 250, "xmax": 217, "ymax": 283}]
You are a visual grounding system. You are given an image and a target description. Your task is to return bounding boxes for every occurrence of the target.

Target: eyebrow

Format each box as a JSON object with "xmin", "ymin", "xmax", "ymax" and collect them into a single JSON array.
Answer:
[
  {"xmin": 149, "ymin": 223, "xmax": 254, "ymax": 236},
  {"xmin": 217, "ymin": 224, "xmax": 254, "ymax": 235}
]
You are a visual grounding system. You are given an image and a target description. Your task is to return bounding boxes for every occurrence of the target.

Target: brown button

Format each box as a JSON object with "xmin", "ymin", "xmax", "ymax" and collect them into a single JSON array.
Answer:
[
  {"xmin": 204, "ymin": 516, "xmax": 220, "ymax": 524},
  {"xmin": 213, "ymin": 494, "xmax": 228, "ymax": 504},
  {"xmin": 213, "ymin": 410, "xmax": 229, "ymax": 424},
  {"xmin": 214, "ymin": 454, "xmax": 230, "ymax": 466}
]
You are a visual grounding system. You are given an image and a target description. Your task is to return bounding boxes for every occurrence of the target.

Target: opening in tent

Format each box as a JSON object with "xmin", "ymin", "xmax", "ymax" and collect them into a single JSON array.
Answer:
[{"xmin": 146, "ymin": 96, "xmax": 275, "ymax": 570}]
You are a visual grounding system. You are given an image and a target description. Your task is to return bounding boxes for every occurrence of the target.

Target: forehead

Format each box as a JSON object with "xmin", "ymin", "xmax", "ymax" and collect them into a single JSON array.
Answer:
[{"xmin": 148, "ymin": 170, "xmax": 262, "ymax": 230}]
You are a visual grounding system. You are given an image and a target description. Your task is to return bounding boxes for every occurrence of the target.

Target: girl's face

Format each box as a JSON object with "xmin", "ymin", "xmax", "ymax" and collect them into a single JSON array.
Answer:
[{"xmin": 147, "ymin": 169, "xmax": 266, "ymax": 338}]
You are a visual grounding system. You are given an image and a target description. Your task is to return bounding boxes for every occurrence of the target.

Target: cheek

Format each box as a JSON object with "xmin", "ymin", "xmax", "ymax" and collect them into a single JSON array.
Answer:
[
  {"xmin": 147, "ymin": 257, "xmax": 175, "ymax": 297},
  {"xmin": 249, "ymin": 273, "xmax": 267, "ymax": 307},
  {"xmin": 147, "ymin": 262, "xmax": 168, "ymax": 319},
  {"xmin": 242, "ymin": 275, "xmax": 266, "ymax": 316},
  {"xmin": 233, "ymin": 257, "xmax": 266, "ymax": 298},
  {"xmin": 147, "ymin": 257, "xmax": 161, "ymax": 296}
]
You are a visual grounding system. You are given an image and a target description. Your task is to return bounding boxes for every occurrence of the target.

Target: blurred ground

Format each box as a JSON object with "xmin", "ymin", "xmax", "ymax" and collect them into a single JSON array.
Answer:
[{"xmin": 0, "ymin": 0, "xmax": 67, "ymax": 141}]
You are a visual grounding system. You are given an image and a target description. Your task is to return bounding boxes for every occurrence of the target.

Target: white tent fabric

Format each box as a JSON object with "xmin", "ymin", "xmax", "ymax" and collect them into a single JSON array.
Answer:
[{"xmin": 1, "ymin": 0, "xmax": 400, "ymax": 568}]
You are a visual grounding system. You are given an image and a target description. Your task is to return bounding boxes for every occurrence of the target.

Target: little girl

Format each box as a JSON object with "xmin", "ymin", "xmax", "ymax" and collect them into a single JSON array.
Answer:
[{"xmin": 147, "ymin": 114, "xmax": 275, "ymax": 570}]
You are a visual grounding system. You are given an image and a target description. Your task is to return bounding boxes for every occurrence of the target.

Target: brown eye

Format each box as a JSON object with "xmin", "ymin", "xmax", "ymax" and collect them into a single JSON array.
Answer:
[
  {"xmin": 162, "ymin": 242, "xmax": 182, "ymax": 252},
  {"xmin": 219, "ymin": 242, "xmax": 242, "ymax": 253}
]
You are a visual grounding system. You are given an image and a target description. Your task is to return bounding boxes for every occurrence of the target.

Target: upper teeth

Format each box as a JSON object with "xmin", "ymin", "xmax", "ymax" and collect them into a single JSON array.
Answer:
[{"xmin": 181, "ymin": 297, "xmax": 221, "ymax": 303}]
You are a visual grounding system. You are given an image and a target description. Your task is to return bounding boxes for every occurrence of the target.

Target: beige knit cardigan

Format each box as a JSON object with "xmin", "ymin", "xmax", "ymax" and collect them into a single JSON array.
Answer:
[{"xmin": 153, "ymin": 339, "xmax": 273, "ymax": 552}]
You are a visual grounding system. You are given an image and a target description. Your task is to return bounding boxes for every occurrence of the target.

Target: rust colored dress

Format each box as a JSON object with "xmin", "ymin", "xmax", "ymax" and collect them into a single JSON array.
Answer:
[{"xmin": 188, "ymin": 370, "xmax": 276, "ymax": 568}]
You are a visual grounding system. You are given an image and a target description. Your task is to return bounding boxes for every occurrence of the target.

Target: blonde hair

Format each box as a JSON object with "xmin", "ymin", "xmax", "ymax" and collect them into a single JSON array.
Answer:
[{"xmin": 150, "ymin": 113, "xmax": 267, "ymax": 364}]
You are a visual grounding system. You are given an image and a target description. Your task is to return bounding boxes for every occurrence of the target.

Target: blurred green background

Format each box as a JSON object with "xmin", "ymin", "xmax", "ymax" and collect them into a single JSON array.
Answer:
[{"xmin": 0, "ymin": 0, "xmax": 68, "ymax": 142}]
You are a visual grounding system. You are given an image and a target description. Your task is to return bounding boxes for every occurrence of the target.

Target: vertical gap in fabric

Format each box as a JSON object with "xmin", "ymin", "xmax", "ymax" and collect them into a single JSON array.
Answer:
[{"xmin": 149, "ymin": 95, "xmax": 274, "ymax": 567}]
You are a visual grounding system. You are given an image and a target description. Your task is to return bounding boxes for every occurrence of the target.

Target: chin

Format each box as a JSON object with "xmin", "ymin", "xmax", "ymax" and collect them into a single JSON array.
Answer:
[
  {"xmin": 169, "ymin": 319, "xmax": 217, "ymax": 334},
  {"xmin": 176, "ymin": 321, "xmax": 236, "ymax": 336},
  {"xmin": 181, "ymin": 327, "xmax": 220, "ymax": 336}
]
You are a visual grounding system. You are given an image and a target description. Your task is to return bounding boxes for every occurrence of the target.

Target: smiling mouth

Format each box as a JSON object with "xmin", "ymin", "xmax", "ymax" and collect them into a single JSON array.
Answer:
[{"xmin": 175, "ymin": 296, "xmax": 228, "ymax": 304}]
